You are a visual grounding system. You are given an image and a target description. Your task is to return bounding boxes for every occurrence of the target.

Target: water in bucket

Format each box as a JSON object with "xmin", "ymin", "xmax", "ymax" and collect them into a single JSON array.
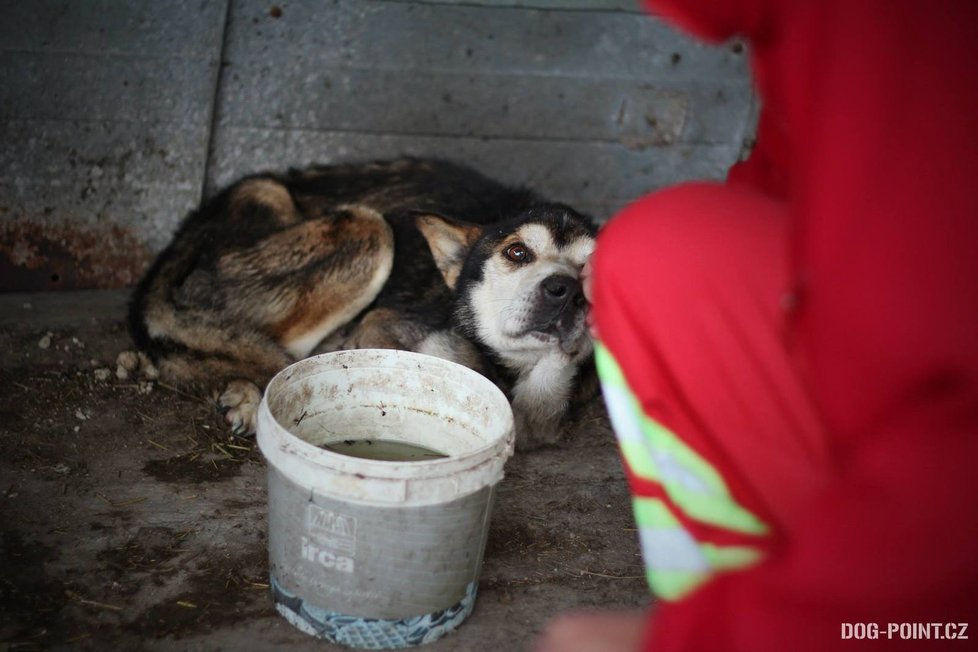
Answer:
[{"xmin": 321, "ymin": 439, "xmax": 449, "ymax": 462}]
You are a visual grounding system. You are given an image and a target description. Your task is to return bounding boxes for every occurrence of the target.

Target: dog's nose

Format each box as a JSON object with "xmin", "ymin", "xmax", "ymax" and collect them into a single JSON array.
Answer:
[{"xmin": 540, "ymin": 274, "xmax": 582, "ymax": 306}]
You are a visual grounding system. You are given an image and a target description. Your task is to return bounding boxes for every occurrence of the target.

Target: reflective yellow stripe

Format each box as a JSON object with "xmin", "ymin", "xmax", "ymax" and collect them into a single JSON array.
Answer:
[
  {"xmin": 633, "ymin": 497, "xmax": 764, "ymax": 601},
  {"xmin": 595, "ymin": 342, "xmax": 769, "ymax": 536},
  {"xmin": 646, "ymin": 567, "xmax": 711, "ymax": 602},
  {"xmin": 633, "ymin": 497, "xmax": 709, "ymax": 599},
  {"xmin": 597, "ymin": 342, "xmax": 771, "ymax": 601},
  {"xmin": 702, "ymin": 543, "xmax": 763, "ymax": 570},
  {"xmin": 633, "ymin": 494, "xmax": 679, "ymax": 528}
]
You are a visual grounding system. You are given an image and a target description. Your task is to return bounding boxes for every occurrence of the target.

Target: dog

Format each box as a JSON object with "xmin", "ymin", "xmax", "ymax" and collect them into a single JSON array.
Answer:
[{"xmin": 127, "ymin": 157, "xmax": 597, "ymax": 450}]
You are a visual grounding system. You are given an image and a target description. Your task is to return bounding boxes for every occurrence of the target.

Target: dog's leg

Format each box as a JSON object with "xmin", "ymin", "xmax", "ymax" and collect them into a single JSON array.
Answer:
[
  {"xmin": 510, "ymin": 351, "xmax": 580, "ymax": 450},
  {"xmin": 341, "ymin": 308, "xmax": 427, "ymax": 350},
  {"xmin": 230, "ymin": 205, "xmax": 394, "ymax": 359},
  {"xmin": 219, "ymin": 207, "xmax": 392, "ymax": 434},
  {"xmin": 140, "ymin": 205, "xmax": 394, "ymax": 435},
  {"xmin": 416, "ymin": 330, "xmax": 487, "ymax": 376}
]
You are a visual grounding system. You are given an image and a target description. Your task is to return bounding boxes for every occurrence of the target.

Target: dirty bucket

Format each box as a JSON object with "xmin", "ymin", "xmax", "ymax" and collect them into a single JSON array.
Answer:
[{"xmin": 256, "ymin": 349, "xmax": 515, "ymax": 649}]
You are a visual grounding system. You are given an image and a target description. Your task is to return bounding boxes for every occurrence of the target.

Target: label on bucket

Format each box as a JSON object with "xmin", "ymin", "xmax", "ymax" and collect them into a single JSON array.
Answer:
[
  {"xmin": 306, "ymin": 504, "xmax": 357, "ymax": 557},
  {"xmin": 267, "ymin": 465, "xmax": 495, "ymax": 621}
]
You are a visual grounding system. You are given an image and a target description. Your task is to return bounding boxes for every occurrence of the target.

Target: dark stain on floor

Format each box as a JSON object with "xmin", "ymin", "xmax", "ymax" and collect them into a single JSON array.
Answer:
[{"xmin": 143, "ymin": 454, "xmax": 244, "ymax": 484}]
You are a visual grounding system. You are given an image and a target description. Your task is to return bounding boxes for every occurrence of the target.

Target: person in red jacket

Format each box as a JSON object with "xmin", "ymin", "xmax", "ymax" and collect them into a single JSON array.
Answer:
[{"xmin": 536, "ymin": 1, "xmax": 978, "ymax": 650}]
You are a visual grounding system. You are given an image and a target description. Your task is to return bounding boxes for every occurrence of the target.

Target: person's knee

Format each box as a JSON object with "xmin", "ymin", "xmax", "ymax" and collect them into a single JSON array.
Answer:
[
  {"xmin": 594, "ymin": 182, "xmax": 785, "ymax": 290},
  {"xmin": 594, "ymin": 182, "xmax": 725, "ymax": 294}
]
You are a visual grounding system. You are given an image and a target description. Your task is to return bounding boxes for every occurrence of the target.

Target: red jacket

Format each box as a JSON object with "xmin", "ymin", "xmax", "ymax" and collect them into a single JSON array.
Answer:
[{"xmin": 642, "ymin": 0, "xmax": 978, "ymax": 649}]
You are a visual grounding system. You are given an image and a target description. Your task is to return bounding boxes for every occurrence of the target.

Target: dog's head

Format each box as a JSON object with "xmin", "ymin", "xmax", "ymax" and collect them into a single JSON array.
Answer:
[{"xmin": 416, "ymin": 204, "xmax": 597, "ymax": 371}]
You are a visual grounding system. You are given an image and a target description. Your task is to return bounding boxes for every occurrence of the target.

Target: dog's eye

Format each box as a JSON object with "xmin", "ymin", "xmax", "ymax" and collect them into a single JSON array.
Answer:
[{"xmin": 504, "ymin": 243, "xmax": 530, "ymax": 263}]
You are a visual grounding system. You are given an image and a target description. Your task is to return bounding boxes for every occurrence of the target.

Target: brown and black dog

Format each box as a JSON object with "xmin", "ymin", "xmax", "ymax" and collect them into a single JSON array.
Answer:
[{"xmin": 126, "ymin": 157, "xmax": 597, "ymax": 449}]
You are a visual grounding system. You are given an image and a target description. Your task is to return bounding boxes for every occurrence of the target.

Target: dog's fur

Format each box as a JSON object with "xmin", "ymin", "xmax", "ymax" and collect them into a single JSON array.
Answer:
[{"xmin": 128, "ymin": 157, "xmax": 597, "ymax": 449}]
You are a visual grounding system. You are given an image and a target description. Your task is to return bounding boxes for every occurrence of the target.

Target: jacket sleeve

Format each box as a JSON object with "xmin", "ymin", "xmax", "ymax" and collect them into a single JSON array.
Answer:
[{"xmin": 641, "ymin": 1, "xmax": 978, "ymax": 650}]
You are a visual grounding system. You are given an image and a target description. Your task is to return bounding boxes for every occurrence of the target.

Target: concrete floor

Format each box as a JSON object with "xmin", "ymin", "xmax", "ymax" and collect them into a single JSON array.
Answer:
[{"xmin": 0, "ymin": 290, "xmax": 651, "ymax": 651}]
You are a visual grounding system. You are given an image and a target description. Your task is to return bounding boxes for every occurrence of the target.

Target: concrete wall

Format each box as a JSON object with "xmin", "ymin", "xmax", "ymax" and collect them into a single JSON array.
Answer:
[{"xmin": 0, "ymin": 0, "xmax": 755, "ymax": 291}]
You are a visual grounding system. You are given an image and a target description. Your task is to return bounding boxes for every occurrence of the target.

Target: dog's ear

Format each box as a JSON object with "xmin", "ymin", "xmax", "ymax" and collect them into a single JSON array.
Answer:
[{"xmin": 415, "ymin": 214, "xmax": 482, "ymax": 289}]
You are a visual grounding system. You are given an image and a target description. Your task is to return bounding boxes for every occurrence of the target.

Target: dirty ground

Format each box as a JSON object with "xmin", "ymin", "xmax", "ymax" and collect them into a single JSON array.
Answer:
[{"xmin": 0, "ymin": 290, "xmax": 650, "ymax": 651}]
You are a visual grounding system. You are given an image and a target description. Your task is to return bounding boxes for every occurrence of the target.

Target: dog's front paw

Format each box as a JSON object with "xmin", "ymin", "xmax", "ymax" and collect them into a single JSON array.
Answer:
[
  {"xmin": 513, "ymin": 412, "xmax": 561, "ymax": 452},
  {"xmin": 510, "ymin": 352, "xmax": 578, "ymax": 451},
  {"xmin": 116, "ymin": 350, "xmax": 159, "ymax": 380},
  {"xmin": 217, "ymin": 380, "xmax": 262, "ymax": 437}
]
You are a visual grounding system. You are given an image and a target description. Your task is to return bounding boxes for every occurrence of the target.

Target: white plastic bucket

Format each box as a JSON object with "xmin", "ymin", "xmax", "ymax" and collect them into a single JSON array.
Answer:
[{"xmin": 256, "ymin": 349, "xmax": 515, "ymax": 649}]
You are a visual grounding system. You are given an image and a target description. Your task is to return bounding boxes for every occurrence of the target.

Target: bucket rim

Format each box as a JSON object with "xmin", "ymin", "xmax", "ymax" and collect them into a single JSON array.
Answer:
[{"xmin": 256, "ymin": 349, "xmax": 515, "ymax": 503}]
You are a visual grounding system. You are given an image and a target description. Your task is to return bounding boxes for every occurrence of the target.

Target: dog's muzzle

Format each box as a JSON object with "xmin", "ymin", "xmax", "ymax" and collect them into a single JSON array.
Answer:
[{"xmin": 529, "ymin": 273, "xmax": 589, "ymax": 353}]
